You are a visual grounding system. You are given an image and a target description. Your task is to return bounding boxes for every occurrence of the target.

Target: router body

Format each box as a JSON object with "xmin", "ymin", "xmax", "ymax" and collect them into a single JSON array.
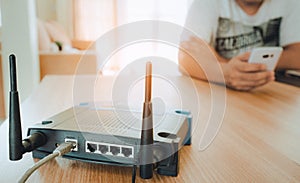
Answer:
[{"xmin": 27, "ymin": 105, "xmax": 192, "ymax": 176}]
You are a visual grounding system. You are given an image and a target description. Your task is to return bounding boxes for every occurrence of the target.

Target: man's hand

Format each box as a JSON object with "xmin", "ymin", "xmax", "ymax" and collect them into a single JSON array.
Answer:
[
  {"xmin": 222, "ymin": 52, "xmax": 275, "ymax": 91},
  {"xmin": 178, "ymin": 36, "xmax": 275, "ymax": 91}
]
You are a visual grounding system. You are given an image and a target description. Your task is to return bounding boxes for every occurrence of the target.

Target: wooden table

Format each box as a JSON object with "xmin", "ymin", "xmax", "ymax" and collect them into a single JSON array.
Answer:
[{"xmin": 0, "ymin": 75, "xmax": 299, "ymax": 182}]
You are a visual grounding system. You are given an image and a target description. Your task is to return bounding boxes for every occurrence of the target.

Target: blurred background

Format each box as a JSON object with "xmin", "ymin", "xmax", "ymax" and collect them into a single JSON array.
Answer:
[{"xmin": 0, "ymin": 0, "xmax": 193, "ymax": 120}]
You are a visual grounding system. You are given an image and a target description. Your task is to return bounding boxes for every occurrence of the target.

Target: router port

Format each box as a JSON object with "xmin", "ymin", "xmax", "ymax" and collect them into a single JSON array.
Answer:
[
  {"xmin": 65, "ymin": 138, "xmax": 78, "ymax": 151},
  {"xmin": 121, "ymin": 147, "xmax": 133, "ymax": 157},
  {"xmin": 99, "ymin": 144, "xmax": 109, "ymax": 154},
  {"xmin": 87, "ymin": 143, "xmax": 97, "ymax": 153},
  {"xmin": 110, "ymin": 146, "xmax": 120, "ymax": 155}
]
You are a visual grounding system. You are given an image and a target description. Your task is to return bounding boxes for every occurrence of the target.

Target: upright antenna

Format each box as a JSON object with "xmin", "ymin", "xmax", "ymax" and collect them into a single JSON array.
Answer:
[
  {"xmin": 8, "ymin": 54, "xmax": 47, "ymax": 161},
  {"xmin": 140, "ymin": 62, "xmax": 154, "ymax": 179},
  {"xmin": 9, "ymin": 54, "xmax": 23, "ymax": 160}
]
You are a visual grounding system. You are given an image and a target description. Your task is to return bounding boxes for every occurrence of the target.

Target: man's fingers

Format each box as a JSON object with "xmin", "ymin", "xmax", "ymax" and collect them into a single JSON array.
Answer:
[
  {"xmin": 228, "ymin": 77, "xmax": 271, "ymax": 91},
  {"xmin": 226, "ymin": 70, "xmax": 274, "ymax": 91},
  {"xmin": 239, "ymin": 71, "xmax": 274, "ymax": 82},
  {"xmin": 236, "ymin": 61, "xmax": 267, "ymax": 72}
]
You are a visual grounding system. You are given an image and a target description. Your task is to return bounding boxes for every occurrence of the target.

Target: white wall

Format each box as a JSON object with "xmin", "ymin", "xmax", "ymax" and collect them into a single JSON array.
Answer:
[
  {"xmin": 56, "ymin": 0, "xmax": 74, "ymax": 38},
  {"xmin": 1, "ymin": 0, "xmax": 39, "ymax": 117},
  {"xmin": 36, "ymin": 0, "xmax": 56, "ymax": 21},
  {"xmin": 36, "ymin": 0, "xmax": 73, "ymax": 38}
]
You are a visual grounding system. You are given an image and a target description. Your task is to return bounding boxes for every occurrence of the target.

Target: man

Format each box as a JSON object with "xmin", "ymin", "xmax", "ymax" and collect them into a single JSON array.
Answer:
[{"xmin": 179, "ymin": 0, "xmax": 300, "ymax": 91}]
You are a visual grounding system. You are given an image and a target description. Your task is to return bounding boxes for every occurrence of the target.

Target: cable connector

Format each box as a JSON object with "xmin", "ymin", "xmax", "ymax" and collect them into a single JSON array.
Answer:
[
  {"xmin": 53, "ymin": 142, "xmax": 76, "ymax": 156},
  {"xmin": 19, "ymin": 142, "xmax": 76, "ymax": 183}
]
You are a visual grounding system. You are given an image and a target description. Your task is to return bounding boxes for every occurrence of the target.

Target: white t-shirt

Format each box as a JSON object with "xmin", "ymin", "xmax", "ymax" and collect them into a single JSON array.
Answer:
[{"xmin": 184, "ymin": 0, "xmax": 300, "ymax": 59}]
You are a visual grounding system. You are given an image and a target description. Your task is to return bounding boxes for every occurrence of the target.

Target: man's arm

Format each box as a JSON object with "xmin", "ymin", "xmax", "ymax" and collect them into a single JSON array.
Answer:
[
  {"xmin": 178, "ymin": 37, "xmax": 274, "ymax": 91},
  {"xmin": 276, "ymin": 43, "xmax": 300, "ymax": 70}
]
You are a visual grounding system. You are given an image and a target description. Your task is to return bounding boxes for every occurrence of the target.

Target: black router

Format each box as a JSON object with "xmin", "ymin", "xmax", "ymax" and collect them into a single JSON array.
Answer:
[{"xmin": 9, "ymin": 54, "xmax": 192, "ymax": 179}]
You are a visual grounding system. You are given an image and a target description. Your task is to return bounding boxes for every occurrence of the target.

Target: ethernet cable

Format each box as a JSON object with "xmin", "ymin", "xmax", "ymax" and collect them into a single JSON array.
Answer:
[{"xmin": 19, "ymin": 142, "xmax": 76, "ymax": 183}]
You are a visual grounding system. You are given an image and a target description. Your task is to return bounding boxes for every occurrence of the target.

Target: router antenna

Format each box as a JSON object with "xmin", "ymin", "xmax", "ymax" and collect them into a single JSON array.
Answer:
[
  {"xmin": 145, "ymin": 62, "xmax": 152, "ymax": 103},
  {"xmin": 140, "ymin": 62, "xmax": 154, "ymax": 179},
  {"xmin": 9, "ymin": 54, "xmax": 24, "ymax": 160},
  {"xmin": 8, "ymin": 54, "xmax": 47, "ymax": 161}
]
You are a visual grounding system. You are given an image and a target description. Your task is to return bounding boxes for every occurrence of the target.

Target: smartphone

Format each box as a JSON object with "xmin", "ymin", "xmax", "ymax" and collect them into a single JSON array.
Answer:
[{"xmin": 248, "ymin": 47, "xmax": 283, "ymax": 70}]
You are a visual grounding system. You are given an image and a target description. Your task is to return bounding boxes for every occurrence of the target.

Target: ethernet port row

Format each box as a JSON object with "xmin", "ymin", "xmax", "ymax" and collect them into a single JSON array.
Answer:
[
  {"xmin": 87, "ymin": 143, "xmax": 97, "ymax": 153},
  {"xmin": 110, "ymin": 146, "xmax": 120, "ymax": 155},
  {"xmin": 99, "ymin": 144, "xmax": 109, "ymax": 154},
  {"xmin": 85, "ymin": 141, "xmax": 134, "ymax": 158},
  {"xmin": 121, "ymin": 147, "xmax": 133, "ymax": 157}
]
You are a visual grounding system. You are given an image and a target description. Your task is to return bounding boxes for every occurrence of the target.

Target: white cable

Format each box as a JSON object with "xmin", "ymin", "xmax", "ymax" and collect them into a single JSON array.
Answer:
[{"xmin": 19, "ymin": 142, "xmax": 76, "ymax": 183}]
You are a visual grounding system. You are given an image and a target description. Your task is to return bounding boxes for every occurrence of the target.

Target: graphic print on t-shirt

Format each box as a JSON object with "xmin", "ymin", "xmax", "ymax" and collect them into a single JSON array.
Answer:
[{"xmin": 215, "ymin": 17, "xmax": 282, "ymax": 59}]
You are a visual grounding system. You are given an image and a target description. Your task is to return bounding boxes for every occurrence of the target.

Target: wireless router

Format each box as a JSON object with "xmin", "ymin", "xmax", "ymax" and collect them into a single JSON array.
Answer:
[{"xmin": 9, "ymin": 55, "xmax": 192, "ymax": 180}]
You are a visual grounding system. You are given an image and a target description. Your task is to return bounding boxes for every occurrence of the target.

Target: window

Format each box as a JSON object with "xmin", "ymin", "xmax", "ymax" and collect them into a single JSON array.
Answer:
[
  {"xmin": 73, "ymin": 0, "xmax": 116, "ymax": 40},
  {"xmin": 73, "ymin": 0, "xmax": 192, "ymax": 73}
]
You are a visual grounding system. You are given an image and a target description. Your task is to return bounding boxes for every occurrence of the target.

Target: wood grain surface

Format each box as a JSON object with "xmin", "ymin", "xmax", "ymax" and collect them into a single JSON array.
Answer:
[{"xmin": 0, "ymin": 75, "xmax": 299, "ymax": 183}]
